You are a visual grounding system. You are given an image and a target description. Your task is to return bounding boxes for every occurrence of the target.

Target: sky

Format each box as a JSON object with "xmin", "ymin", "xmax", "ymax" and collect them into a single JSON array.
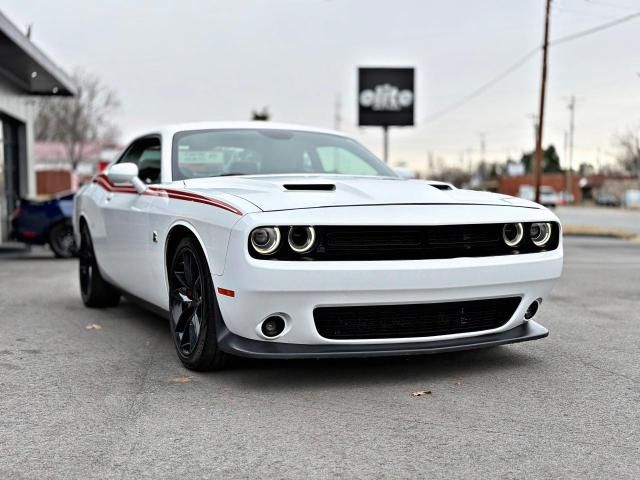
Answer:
[{"xmin": 1, "ymin": 0, "xmax": 639, "ymax": 174}]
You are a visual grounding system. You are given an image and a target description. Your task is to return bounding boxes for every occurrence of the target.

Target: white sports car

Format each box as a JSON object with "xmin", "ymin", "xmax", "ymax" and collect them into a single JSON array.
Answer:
[{"xmin": 74, "ymin": 122, "xmax": 563, "ymax": 370}]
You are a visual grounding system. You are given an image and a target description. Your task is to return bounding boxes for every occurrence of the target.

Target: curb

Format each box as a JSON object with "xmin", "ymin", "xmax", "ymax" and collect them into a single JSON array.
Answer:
[{"xmin": 562, "ymin": 225, "xmax": 639, "ymax": 241}]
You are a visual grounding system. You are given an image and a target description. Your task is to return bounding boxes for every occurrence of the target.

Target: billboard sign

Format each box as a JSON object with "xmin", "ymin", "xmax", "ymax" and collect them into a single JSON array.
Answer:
[{"xmin": 358, "ymin": 67, "xmax": 414, "ymax": 127}]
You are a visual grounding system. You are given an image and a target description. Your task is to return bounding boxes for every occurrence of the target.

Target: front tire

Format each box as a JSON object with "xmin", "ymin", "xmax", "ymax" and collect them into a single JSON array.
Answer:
[
  {"xmin": 79, "ymin": 223, "xmax": 120, "ymax": 308},
  {"xmin": 169, "ymin": 237, "xmax": 231, "ymax": 371}
]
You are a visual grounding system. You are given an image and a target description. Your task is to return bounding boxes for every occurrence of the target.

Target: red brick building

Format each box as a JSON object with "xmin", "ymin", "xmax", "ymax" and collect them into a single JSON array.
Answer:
[{"xmin": 498, "ymin": 174, "xmax": 582, "ymax": 202}]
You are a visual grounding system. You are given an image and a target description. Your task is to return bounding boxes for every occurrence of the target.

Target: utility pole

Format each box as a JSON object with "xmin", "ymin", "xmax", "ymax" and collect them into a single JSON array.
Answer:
[
  {"xmin": 563, "ymin": 130, "xmax": 569, "ymax": 196},
  {"xmin": 567, "ymin": 95, "xmax": 576, "ymax": 203},
  {"xmin": 382, "ymin": 126, "xmax": 389, "ymax": 162},
  {"xmin": 534, "ymin": 0, "xmax": 552, "ymax": 204},
  {"xmin": 426, "ymin": 151, "xmax": 434, "ymax": 179},
  {"xmin": 334, "ymin": 93, "xmax": 342, "ymax": 131}
]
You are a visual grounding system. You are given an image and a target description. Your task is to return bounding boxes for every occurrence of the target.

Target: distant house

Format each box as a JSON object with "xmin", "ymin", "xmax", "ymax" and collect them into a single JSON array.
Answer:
[
  {"xmin": 34, "ymin": 141, "xmax": 122, "ymax": 194},
  {"xmin": 0, "ymin": 9, "xmax": 75, "ymax": 242}
]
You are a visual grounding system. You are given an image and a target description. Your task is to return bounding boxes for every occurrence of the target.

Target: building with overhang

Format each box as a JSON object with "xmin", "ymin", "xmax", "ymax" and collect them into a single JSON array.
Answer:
[{"xmin": 0, "ymin": 10, "xmax": 74, "ymax": 242}]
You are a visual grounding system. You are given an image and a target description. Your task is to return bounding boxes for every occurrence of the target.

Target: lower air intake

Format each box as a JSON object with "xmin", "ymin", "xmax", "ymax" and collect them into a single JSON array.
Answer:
[{"xmin": 314, "ymin": 297, "xmax": 521, "ymax": 340}]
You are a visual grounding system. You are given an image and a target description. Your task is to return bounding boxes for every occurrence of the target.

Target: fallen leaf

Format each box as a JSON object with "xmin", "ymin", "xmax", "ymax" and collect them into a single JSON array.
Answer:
[
  {"xmin": 171, "ymin": 375, "xmax": 193, "ymax": 384},
  {"xmin": 85, "ymin": 324, "xmax": 102, "ymax": 330},
  {"xmin": 411, "ymin": 390, "xmax": 432, "ymax": 397}
]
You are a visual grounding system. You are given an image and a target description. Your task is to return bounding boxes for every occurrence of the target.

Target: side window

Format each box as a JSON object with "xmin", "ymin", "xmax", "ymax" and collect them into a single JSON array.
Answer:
[{"xmin": 118, "ymin": 137, "xmax": 162, "ymax": 184}]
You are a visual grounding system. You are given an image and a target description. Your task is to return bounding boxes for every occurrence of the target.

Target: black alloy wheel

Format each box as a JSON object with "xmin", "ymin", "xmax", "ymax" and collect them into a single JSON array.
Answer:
[
  {"xmin": 170, "ymin": 247, "xmax": 204, "ymax": 356},
  {"xmin": 79, "ymin": 222, "xmax": 120, "ymax": 308},
  {"xmin": 79, "ymin": 225, "xmax": 93, "ymax": 297},
  {"xmin": 168, "ymin": 237, "xmax": 230, "ymax": 370}
]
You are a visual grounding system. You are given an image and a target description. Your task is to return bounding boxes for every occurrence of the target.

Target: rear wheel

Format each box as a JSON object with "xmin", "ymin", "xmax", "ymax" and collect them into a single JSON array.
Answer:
[
  {"xmin": 49, "ymin": 221, "xmax": 77, "ymax": 258},
  {"xmin": 79, "ymin": 222, "xmax": 120, "ymax": 308},
  {"xmin": 169, "ymin": 237, "xmax": 231, "ymax": 371}
]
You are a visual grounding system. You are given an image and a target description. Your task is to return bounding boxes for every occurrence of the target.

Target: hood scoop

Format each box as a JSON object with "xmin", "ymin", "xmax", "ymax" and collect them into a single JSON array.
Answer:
[
  {"xmin": 427, "ymin": 183, "xmax": 453, "ymax": 191},
  {"xmin": 283, "ymin": 184, "xmax": 336, "ymax": 191}
]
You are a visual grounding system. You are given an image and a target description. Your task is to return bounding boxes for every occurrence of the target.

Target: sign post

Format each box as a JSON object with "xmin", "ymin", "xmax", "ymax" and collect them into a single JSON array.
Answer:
[{"xmin": 358, "ymin": 67, "xmax": 415, "ymax": 163}]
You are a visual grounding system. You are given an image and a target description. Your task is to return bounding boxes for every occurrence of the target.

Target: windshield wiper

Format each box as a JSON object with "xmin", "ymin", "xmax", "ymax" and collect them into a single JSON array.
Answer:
[{"xmin": 218, "ymin": 172, "xmax": 248, "ymax": 177}]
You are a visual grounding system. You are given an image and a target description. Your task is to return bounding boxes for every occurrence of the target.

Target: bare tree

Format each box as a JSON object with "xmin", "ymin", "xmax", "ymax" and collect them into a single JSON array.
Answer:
[
  {"xmin": 35, "ymin": 70, "xmax": 120, "ymax": 170},
  {"xmin": 433, "ymin": 167, "xmax": 470, "ymax": 188},
  {"xmin": 614, "ymin": 128, "xmax": 640, "ymax": 178}
]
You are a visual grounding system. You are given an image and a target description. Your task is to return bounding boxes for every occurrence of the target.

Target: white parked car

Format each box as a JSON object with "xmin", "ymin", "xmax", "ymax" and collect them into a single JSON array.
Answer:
[
  {"xmin": 74, "ymin": 122, "xmax": 563, "ymax": 370},
  {"xmin": 518, "ymin": 184, "xmax": 559, "ymax": 208},
  {"xmin": 393, "ymin": 166, "xmax": 417, "ymax": 179}
]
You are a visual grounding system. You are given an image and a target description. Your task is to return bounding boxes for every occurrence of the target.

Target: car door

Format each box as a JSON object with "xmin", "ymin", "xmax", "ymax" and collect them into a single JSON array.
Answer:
[{"xmin": 100, "ymin": 136, "xmax": 161, "ymax": 297}]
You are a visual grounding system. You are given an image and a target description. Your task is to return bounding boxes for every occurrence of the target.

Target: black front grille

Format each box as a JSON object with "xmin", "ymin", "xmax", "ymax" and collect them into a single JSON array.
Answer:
[
  {"xmin": 325, "ymin": 229, "xmax": 423, "ymax": 249},
  {"xmin": 314, "ymin": 297, "xmax": 521, "ymax": 340},
  {"xmin": 426, "ymin": 224, "xmax": 498, "ymax": 246},
  {"xmin": 249, "ymin": 223, "xmax": 561, "ymax": 261}
]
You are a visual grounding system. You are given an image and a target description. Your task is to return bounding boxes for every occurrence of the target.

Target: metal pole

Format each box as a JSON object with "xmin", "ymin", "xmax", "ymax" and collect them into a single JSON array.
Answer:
[
  {"xmin": 567, "ymin": 95, "xmax": 575, "ymax": 203},
  {"xmin": 563, "ymin": 130, "xmax": 569, "ymax": 199},
  {"xmin": 334, "ymin": 93, "xmax": 342, "ymax": 131},
  {"xmin": 383, "ymin": 125, "xmax": 389, "ymax": 162},
  {"xmin": 534, "ymin": 0, "xmax": 552, "ymax": 204}
]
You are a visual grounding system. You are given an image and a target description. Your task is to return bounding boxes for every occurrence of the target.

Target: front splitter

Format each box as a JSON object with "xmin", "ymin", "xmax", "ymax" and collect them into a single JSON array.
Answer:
[{"xmin": 217, "ymin": 320, "xmax": 549, "ymax": 359}]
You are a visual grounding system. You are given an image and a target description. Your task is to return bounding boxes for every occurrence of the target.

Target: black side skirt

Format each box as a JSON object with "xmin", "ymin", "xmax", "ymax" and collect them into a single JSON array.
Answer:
[{"xmin": 217, "ymin": 321, "xmax": 549, "ymax": 359}]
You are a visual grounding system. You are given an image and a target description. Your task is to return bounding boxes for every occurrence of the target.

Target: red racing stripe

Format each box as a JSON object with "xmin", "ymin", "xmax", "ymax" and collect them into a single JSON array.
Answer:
[{"xmin": 92, "ymin": 174, "xmax": 242, "ymax": 215}]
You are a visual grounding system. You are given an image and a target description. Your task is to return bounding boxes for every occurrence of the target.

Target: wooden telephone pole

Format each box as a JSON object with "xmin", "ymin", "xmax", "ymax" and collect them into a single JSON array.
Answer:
[{"xmin": 534, "ymin": 0, "xmax": 552, "ymax": 203}]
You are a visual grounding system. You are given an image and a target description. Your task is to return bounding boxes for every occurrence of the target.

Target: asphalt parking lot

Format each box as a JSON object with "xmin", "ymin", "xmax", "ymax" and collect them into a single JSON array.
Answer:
[{"xmin": 1, "ymin": 236, "xmax": 639, "ymax": 479}]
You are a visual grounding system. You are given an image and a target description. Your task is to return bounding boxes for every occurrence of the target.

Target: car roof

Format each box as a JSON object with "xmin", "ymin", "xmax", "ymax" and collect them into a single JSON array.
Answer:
[{"xmin": 134, "ymin": 121, "xmax": 350, "ymax": 140}]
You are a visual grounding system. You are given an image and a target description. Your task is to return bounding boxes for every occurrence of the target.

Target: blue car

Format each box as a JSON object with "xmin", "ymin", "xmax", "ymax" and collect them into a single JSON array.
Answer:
[{"xmin": 10, "ymin": 192, "xmax": 77, "ymax": 258}]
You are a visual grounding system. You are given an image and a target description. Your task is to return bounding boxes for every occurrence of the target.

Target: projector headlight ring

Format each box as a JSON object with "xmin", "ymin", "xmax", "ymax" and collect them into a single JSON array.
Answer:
[
  {"xmin": 530, "ymin": 222, "xmax": 552, "ymax": 247},
  {"xmin": 288, "ymin": 226, "xmax": 316, "ymax": 253},
  {"xmin": 250, "ymin": 227, "xmax": 281, "ymax": 255},
  {"xmin": 502, "ymin": 223, "xmax": 524, "ymax": 247}
]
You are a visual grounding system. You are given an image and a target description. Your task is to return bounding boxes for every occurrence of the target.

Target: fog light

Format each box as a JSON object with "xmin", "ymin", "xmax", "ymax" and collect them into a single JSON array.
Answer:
[
  {"xmin": 524, "ymin": 300, "xmax": 540, "ymax": 320},
  {"xmin": 261, "ymin": 315, "xmax": 285, "ymax": 337}
]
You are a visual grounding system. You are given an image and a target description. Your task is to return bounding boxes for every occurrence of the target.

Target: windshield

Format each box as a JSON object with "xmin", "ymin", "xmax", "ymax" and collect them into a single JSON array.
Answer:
[{"xmin": 172, "ymin": 129, "xmax": 397, "ymax": 180}]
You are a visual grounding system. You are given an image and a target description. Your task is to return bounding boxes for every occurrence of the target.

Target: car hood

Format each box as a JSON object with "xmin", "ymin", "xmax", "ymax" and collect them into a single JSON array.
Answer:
[{"xmin": 182, "ymin": 175, "xmax": 541, "ymax": 212}]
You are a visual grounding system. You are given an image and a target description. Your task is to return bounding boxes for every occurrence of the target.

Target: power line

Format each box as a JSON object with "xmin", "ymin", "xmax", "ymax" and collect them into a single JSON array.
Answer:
[
  {"xmin": 422, "ymin": 48, "xmax": 539, "ymax": 124},
  {"xmin": 422, "ymin": 8, "xmax": 640, "ymax": 125},
  {"xmin": 551, "ymin": 9, "xmax": 640, "ymax": 45}
]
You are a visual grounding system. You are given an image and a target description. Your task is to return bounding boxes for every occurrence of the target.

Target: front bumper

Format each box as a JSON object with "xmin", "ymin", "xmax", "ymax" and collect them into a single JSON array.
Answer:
[
  {"xmin": 212, "ymin": 205, "xmax": 563, "ymax": 348},
  {"xmin": 218, "ymin": 320, "xmax": 549, "ymax": 359}
]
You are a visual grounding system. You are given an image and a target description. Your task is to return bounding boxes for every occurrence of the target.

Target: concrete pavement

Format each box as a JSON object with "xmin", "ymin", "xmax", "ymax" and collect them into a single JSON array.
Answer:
[{"xmin": 0, "ymin": 237, "xmax": 639, "ymax": 479}]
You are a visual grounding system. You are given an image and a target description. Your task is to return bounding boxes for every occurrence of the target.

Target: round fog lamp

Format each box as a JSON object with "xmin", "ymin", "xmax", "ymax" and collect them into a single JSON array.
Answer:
[
  {"xmin": 524, "ymin": 300, "xmax": 540, "ymax": 320},
  {"xmin": 502, "ymin": 223, "xmax": 524, "ymax": 247},
  {"xmin": 530, "ymin": 222, "xmax": 552, "ymax": 247},
  {"xmin": 261, "ymin": 316, "xmax": 285, "ymax": 337},
  {"xmin": 251, "ymin": 227, "xmax": 281, "ymax": 255}
]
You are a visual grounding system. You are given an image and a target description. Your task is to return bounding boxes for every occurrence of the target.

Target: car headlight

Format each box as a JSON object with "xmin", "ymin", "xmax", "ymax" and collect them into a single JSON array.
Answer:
[
  {"xmin": 288, "ymin": 226, "xmax": 316, "ymax": 253},
  {"xmin": 529, "ymin": 222, "xmax": 552, "ymax": 247},
  {"xmin": 250, "ymin": 227, "xmax": 281, "ymax": 255},
  {"xmin": 502, "ymin": 223, "xmax": 524, "ymax": 247}
]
